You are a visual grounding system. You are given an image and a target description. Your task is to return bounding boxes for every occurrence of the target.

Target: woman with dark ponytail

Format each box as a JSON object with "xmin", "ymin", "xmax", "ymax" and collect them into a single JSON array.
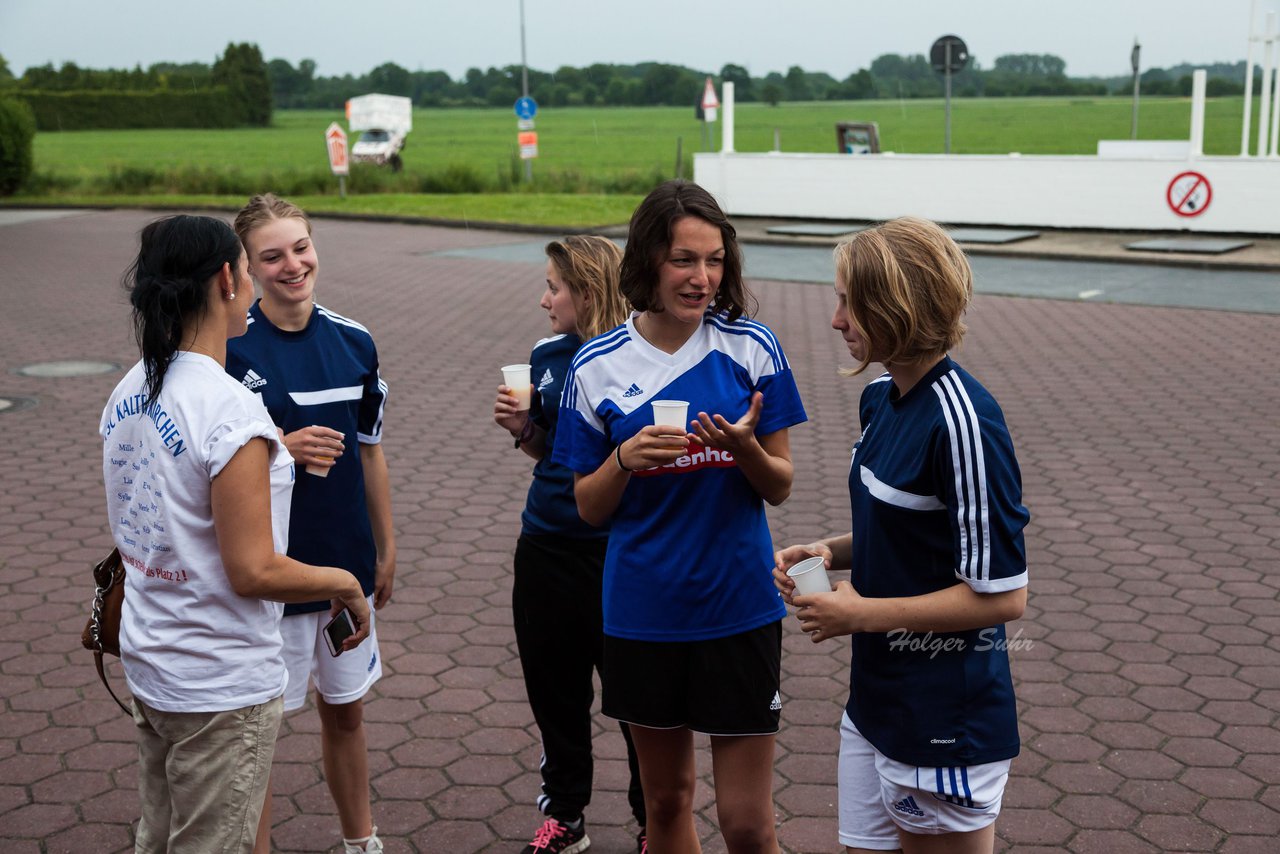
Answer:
[{"xmin": 100, "ymin": 215, "xmax": 373, "ymax": 854}]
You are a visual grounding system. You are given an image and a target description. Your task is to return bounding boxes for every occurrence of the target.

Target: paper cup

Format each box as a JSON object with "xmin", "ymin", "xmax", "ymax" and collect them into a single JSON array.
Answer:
[
  {"xmin": 786, "ymin": 556, "xmax": 833, "ymax": 596},
  {"xmin": 501, "ymin": 364, "xmax": 533, "ymax": 411},
  {"xmin": 651, "ymin": 400, "xmax": 689, "ymax": 434},
  {"xmin": 306, "ymin": 455, "xmax": 333, "ymax": 478}
]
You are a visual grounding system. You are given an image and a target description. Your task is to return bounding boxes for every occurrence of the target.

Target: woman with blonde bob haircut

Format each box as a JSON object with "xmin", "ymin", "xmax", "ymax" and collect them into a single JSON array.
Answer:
[
  {"xmin": 494, "ymin": 235, "xmax": 648, "ymax": 853},
  {"xmin": 776, "ymin": 217, "xmax": 1030, "ymax": 854},
  {"xmin": 832, "ymin": 217, "xmax": 971, "ymax": 376}
]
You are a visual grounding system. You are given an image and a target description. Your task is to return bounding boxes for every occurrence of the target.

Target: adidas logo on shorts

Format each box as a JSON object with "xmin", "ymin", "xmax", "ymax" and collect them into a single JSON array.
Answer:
[
  {"xmin": 769, "ymin": 690, "xmax": 782, "ymax": 711},
  {"xmin": 892, "ymin": 795, "xmax": 926, "ymax": 817}
]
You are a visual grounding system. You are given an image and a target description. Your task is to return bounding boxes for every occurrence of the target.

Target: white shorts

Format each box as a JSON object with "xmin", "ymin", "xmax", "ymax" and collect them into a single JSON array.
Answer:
[
  {"xmin": 838, "ymin": 711, "xmax": 1010, "ymax": 848},
  {"xmin": 280, "ymin": 596, "xmax": 382, "ymax": 713}
]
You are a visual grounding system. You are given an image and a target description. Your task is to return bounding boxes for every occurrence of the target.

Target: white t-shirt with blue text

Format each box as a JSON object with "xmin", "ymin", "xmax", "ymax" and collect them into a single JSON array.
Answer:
[{"xmin": 101, "ymin": 353, "xmax": 294, "ymax": 712}]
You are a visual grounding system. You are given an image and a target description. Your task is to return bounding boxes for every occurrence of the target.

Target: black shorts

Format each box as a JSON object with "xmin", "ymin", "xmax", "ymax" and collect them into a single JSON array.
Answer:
[{"xmin": 602, "ymin": 621, "xmax": 783, "ymax": 736}]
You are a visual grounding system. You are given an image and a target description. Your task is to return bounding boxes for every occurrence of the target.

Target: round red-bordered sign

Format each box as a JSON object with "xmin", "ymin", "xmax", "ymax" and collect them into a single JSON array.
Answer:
[{"xmin": 1167, "ymin": 171, "xmax": 1212, "ymax": 217}]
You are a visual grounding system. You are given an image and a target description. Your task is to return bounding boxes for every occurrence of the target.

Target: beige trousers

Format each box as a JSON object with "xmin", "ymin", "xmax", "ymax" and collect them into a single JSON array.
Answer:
[{"xmin": 132, "ymin": 695, "xmax": 283, "ymax": 854}]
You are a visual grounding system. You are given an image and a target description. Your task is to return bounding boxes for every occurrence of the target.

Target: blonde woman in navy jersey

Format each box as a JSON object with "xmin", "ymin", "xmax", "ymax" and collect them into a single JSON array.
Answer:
[
  {"xmin": 227, "ymin": 195, "xmax": 394, "ymax": 854},
  {"xmin": 555, "ymin": 181, "xmax": 807, "ymax": 853},
  {"xmin": 774, "ymin": 218, "xmax": 1029, "ymax": 854},
  {"xmin": 493, "ymin": 236, "xmax": 647, "ymax": 853}
]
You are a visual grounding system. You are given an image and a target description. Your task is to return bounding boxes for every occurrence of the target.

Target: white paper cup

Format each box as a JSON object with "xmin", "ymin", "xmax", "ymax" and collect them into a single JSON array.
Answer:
[
  {"xmin": 501, "ymin": 364, "xmax": 533, "ymax": 411},
  {"xmin": 651, "ymin": 400, "xmax": 689, "ymax": 434},
  {"xmin": 786, "ymin": 556, "xmax": 833, "ymax": 596},
  {"xmin": 306, "ymin": 455, "xmax": 334, "ymax": 478}
]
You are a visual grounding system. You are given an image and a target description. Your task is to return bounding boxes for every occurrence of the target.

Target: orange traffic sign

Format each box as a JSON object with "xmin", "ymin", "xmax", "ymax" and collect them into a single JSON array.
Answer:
[
  {"xmin": 519, "ymin": 131, "xmax": 538, "ymax": 160},
  {"xmin": 326, "ymin": 122, "xmax": 349, "ymax": 176}
]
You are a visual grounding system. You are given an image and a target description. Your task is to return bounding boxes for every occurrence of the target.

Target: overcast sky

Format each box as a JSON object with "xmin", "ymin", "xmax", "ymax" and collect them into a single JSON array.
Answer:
[{"xmin": 1, "ymin": 0, "xmax": 1272, "ymax": 81}]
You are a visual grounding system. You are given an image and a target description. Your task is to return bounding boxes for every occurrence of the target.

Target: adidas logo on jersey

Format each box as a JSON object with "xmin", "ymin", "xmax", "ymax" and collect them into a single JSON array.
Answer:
[
  {"xmin": 769, "ymin": 690, "xmax": 782, "ymax": 711},
  {"xmin": 241, "ymin": 369, "xmax": 267, "ymax": 390},
  {"xmin": 537, "ymin": 369, "xmax": 554, "ymax": 391},
  {"xmin": 622, "ymin": 383, "xmax": 644, "ymax": 398},
  {"xmin": 892, "ymin": 796, "xmax": 926, "ymax": 817}
]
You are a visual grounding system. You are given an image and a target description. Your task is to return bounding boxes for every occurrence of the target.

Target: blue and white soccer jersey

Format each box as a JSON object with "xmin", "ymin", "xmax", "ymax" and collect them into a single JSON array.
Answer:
[
  {"xmin": 553, "ymin": 311, "xmax": 807, "ymax": 642},
  {"xmin": 846, "ymin": 356, "xmax": 1029, "ymax": 769},
  {"xmin": 839, "ymin": 356, "xmax": 1027, "ymax": 842},
  {"xmin": 521, "ymin": 333, "xmax": 605, "ymax": 540},
  {"xmin": 226, "ymin": 301, "xmax": 389, "ymax": 615}
]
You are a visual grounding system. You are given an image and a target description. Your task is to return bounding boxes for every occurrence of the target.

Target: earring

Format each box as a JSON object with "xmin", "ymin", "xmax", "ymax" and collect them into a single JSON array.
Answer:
[{"xmin": 228, "ymin": 292, "xmax": 236, "ymax": 300}]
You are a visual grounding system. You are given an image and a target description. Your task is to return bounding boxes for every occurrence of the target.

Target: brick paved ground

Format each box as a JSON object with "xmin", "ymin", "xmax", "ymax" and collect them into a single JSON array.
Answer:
[{"xmin": 1, "ymin": 210, "xmax": 1277, "ymax": 853}]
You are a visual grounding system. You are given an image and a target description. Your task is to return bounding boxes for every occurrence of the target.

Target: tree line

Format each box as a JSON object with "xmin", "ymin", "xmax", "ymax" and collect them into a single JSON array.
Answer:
[
  {"xmin": 0, "ymin": 48, "xmax": 1253, "ymax": 117},
  {"xmin": 1, "ymin": 44, "xmax": 271, "ymax": 130}
]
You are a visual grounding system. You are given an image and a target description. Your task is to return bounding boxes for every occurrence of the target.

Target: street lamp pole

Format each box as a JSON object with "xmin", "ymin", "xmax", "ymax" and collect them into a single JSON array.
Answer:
[{"xmin": 520, "ymin": 0, "xmax": 531, "ymax": 182}]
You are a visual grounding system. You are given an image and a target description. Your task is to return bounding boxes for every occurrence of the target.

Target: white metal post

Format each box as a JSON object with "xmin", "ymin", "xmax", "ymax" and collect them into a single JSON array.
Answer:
[
  {"xmin": 1258, "ymin": 12, "xmax": 1276, "ymax": 159},
  {"xmin": 1242, "ymin": 0, "xmax": 1259, "ymax": 155},
  {"xmin": 722, "ymin": 82, "xmax": 735, "ymax": 153},
  {"xmin": 1190, "ymin": 70, "xmax": 1207, "ymax": 157},
  {"xmin": 1131, "ymin": 39, "xmax": 1141, "ymax": 140},
  {"xmin": 1272, "ymin": 56, "xmax": 1280, "ymax": 156}
]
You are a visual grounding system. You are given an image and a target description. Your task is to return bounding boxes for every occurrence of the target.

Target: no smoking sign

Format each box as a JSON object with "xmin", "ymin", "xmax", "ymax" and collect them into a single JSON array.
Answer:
[{"xmin": 1167, "ymin": 171, "xmax": 1212, "ymax": 217}]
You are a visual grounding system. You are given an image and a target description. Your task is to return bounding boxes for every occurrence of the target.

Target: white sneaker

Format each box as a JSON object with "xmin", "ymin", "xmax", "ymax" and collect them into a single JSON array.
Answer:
[{"xmin": 343, "ymin": 825, "xmax": 382, "ymax": 853}]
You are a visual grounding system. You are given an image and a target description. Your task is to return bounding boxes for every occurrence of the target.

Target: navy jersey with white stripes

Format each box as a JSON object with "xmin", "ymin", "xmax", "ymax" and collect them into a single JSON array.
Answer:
[
  {"xmin": 846, "ymin": 356, "xmax": 1028, "ymax": 767},
  {"xmin": 554, "ymin": 311, "xmax": 806, "ymax": 642},
  {"xmin": 521, "ymin": 333, "xmax": 606, "ymax": 539},
  {"xmin": 226, "ymin": 301, "xmax": 388, "ymax": 615}
]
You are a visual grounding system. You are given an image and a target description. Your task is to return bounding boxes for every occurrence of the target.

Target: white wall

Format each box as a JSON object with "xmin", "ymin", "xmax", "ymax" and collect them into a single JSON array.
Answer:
[{"xmin": 693, "ymin": 152, "xmax": 1280, "ymax": 234}]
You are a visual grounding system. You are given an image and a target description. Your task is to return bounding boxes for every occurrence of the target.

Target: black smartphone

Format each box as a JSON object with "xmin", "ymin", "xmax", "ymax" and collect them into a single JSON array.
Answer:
[{"xmin": 323, "ymin": 608, "xmax": 356, "ymax": 657}]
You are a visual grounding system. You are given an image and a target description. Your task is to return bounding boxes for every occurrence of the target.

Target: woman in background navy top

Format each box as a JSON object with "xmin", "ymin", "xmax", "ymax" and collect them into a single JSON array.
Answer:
[{"xmin": 493, "ymin": 236, "xmax": 646, "ymax": 854}]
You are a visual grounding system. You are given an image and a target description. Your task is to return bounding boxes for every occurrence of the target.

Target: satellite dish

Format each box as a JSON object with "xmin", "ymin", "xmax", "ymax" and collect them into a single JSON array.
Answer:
[{"xmin": 931, "ymin": 35, "xmax": 970, "ymax": 74}]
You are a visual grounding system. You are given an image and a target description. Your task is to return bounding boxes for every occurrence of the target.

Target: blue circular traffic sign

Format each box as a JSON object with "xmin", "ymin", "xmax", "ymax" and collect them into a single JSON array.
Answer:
[{"xmin": 514, "ymin": 97, "xmax": 538, "ymax": 120}]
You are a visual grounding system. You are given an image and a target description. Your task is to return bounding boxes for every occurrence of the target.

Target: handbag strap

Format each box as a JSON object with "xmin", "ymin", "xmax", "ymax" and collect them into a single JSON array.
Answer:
[{"xmin": 94, "ymin": 649, "xmax": 131, "ymax": 715}]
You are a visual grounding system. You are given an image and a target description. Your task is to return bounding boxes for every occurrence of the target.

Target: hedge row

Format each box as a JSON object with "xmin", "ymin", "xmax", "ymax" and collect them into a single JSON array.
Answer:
[
  {"xmin": 16, "ymin": 89, "xmax": 244, "ymax": 131},
  {"xmin": 24, "ymin": 159, "xmax": 677, "ymax": 198},
  {"xmin": 0, "ymin": 98, "xmax": 36, "ymax": 195}
]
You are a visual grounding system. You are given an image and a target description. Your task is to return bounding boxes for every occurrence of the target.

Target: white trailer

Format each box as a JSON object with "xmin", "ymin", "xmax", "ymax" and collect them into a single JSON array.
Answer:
[{"xmin": 345, "ymin": 94, "xmax": 413, "ymax": 171}]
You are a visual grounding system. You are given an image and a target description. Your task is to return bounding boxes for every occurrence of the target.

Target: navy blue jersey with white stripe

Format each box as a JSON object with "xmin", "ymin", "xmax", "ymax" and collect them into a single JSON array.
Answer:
[
  {"xmin": 522, "ymin": 333, "xmax": 607, "ymax": 539},
  {"xmin": 226, "ymin": 301, "xmax": 388, "ymax": 615},
  {"xmin": 554, "ymin": 311, "xmax": 807, "ymax": 642},
  {"xmin": 846, "ymin": 357, "xmax": 1028, "ymax": 767}
]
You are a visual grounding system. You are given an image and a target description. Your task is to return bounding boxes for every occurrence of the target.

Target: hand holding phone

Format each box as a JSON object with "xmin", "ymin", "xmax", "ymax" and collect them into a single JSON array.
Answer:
[{"xmin": 323, "ymin": 608, "xmax": 358, "ymax": 657}]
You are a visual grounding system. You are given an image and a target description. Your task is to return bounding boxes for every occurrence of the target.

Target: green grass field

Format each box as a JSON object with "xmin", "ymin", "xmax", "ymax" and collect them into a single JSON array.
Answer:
[
  {"xmin": 7, "ymin": 96, "xmax": 1264, "ymax": 226},
  {"xmin": 17, "ymin": 192, "xmax": 644, "ymax": 229}
]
